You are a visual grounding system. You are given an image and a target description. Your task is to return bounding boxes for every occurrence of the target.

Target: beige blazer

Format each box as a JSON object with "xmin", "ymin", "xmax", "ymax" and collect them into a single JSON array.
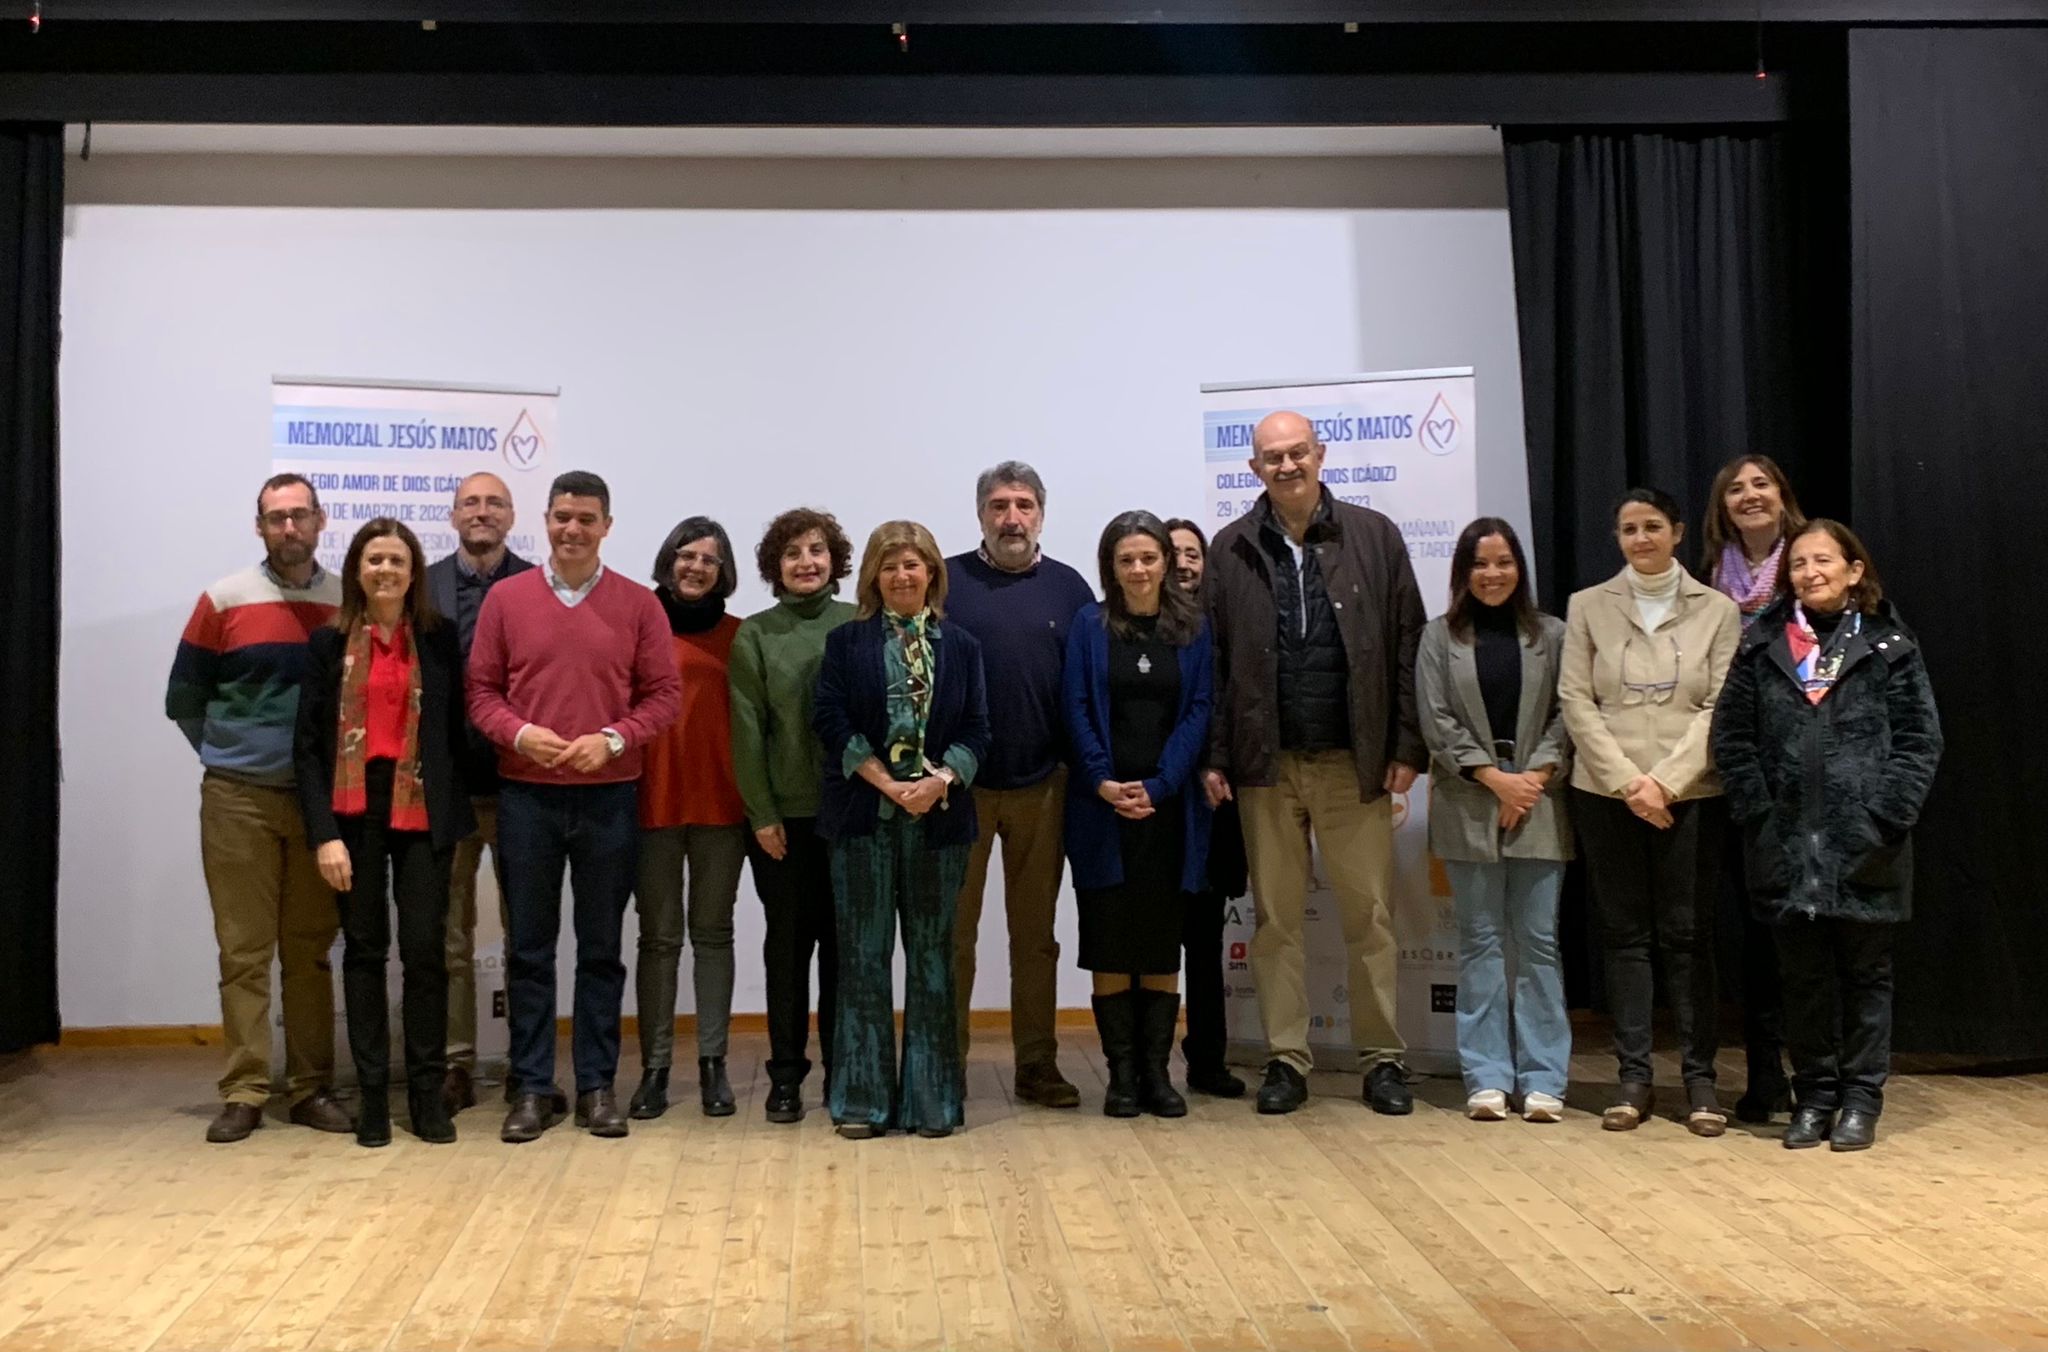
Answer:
[{"xmin": 1559, "ymin": 567, "xmax": 1741, "ymax": 802}]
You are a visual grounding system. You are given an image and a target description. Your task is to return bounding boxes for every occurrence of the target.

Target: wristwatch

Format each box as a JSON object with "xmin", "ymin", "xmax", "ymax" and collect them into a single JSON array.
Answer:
[{"xmin": 602, "ymin": 728, "xmax": 626, "ymax": 759}]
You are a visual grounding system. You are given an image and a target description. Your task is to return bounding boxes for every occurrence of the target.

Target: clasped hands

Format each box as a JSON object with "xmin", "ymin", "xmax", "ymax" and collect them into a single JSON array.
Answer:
[
  {"xmin": 1475, "ymin": 764, "xmax": 1554, "ymax": 832},
  {"xmin": 1098, "ymin": 779, "xmax": 1156, "ymax": 820},
  {"xmin": 517, "ymin": 725, "xmax": 615, "ymax": 774}
]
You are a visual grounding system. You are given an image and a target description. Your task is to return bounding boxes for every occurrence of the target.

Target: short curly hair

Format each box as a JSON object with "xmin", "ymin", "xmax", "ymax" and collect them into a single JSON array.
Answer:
[{"xmin": 754, "ymin": 507, "xmax": 855, "ymax": 595}]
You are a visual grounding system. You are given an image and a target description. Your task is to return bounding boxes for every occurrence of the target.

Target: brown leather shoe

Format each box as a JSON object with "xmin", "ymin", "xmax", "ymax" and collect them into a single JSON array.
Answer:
[
  {"xmin": 205, "ymin": 1102, "xmax": 263, "ymax": 1143},
  {"xmin": 288, "ymin": 1090, "xmax": 355, "ymax": 1134},
  {"xmin": 442, "ymin": 1065, "xmax": 478, "ymax": 1114},
  {"xmin": 501, "ymin": 1091, "xmax": 565, "ymax": 1143},
  {"xmin": 576, "ymin": 1088, "xmax": 629, "ymax": 1138},
  {"xmin": 1014, "ymin": 1062, "xmax": 1081, "ymax": 1109}
]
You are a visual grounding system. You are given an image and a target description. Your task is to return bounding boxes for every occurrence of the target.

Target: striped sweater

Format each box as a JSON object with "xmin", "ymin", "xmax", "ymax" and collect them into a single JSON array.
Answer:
[{"xmin": 166, "ymin": 561, "xmax": 341, "ymax": 785}]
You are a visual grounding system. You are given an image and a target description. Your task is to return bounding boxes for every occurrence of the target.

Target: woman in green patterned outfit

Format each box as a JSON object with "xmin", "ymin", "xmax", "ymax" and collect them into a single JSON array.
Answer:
[{"xmin": 812, "ymin": 521, "xmax": 991, "ymax": 1138}]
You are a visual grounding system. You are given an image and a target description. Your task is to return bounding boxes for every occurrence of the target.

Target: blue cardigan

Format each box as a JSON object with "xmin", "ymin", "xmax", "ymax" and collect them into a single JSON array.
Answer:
[
  {"xmin": 1060, "ymin": 602, "xmax": 1213, "ymax": 894},
  {"xmin": 812, "ymin": 611, "xmax": 991, "ymax": 850}
]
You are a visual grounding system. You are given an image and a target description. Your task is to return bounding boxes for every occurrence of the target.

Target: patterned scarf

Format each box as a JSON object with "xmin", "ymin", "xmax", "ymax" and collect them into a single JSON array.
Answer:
[
  {"xmin": 882, "ymin": 608, "xmax": 935, "ymax": 780},
  {"xmin": 1717, "ymin": 537, "xmax": 1786, "ymax": 625},
  {"xmin": 1785, "ymin": 602, "xmax": 1860, "ymax": 705},
  {"xmin": 331, "ymin": 621, "xmax": 429, "ymax": 831}
]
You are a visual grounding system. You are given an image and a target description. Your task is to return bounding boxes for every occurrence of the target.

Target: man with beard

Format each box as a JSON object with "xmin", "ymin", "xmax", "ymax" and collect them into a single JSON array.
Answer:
[
  {"xmin": 1202, "ymin": 411, "xmax": 1427, "ymax": 1116},
  {"xmin": 943, "ymin": 461, "xmax": 1094, "ymax": 1108},
  {"xmin": 425, "ymin": 471, "xmax": 535, "ymax": 1112},
  {"xmin": 166, "ymin": 473, "xmax": 353, "ymax": 1143},
  {"xmin": 1163, "ymin": 518, "xmax": 1248, "ymax": 1098}
]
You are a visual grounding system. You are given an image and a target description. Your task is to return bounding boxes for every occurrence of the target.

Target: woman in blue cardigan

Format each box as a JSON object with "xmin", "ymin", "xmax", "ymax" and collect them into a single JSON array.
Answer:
[
  {"xmin": 1063, "ymin": 510, "xmax": 1213, "ymax": 1118},
  {"xmin": 812, "ymin": 520, "xmax": 990, "ymax": 1139}
]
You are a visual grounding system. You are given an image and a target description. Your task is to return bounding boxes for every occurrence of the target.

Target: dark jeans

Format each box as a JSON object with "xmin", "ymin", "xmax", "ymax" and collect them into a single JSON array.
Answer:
[
  {"xmin": 1574, "ymin": 790, "xmax": 1725, "ymax": 1087},
  {"xmin": 335, "ymin": 759, "xmax": 452, "ymax": 1093},
  {"xmin": 498, "ymin": 779, "xmax": 638, "ymax": 1095},
  {"xmin": 1181, "ymin": 887, "xmax": 1229, "ymax": 1072},
  {"xmin": 1775, "ymin": 916, "xmax": 1894, "ymax": 1116},
  {"xmin": 747, "ymin": 816, "xmax": 838, "ymax": 1089}
]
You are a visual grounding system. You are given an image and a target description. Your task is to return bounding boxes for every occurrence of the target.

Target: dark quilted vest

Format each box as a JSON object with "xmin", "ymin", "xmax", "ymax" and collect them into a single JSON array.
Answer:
[{"xmin": 1262, "ymin": 515, "xmax": 1351, "ymax": 752}]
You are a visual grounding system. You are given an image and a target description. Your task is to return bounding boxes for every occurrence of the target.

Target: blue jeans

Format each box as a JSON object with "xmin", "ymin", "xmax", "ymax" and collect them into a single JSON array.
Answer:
[
  {"xmin": 498, "ymin": 779, "xmax": 638, "ymax": 1095},
  {"xmin": 1444, "ymin": 859, "xmax": 1570, "ymax": 1099}
]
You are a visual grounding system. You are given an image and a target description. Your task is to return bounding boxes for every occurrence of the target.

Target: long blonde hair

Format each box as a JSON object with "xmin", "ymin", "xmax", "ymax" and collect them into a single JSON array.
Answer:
[{"xmin": 853, "ymin": 520, "xmax": 949, "ymax": 620}]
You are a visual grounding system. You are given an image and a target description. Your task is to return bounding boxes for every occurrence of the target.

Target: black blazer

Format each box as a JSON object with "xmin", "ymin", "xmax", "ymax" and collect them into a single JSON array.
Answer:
[
  {"xmin": 812, "ymin": 612, "xmax": 991, "ymax": 850},
  {"xmin": 425, "ymin": 550, "xmax": 535, "ymax": 792},
  {"xmin": 294, "ymin": 620, "xmax": 477, "ymax": 854}
]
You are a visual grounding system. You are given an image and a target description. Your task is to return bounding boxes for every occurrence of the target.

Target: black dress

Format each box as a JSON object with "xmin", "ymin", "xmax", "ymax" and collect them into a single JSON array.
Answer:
[{"xmin": 1077, "ymin": 615, "xmax": 1187, "ymax": 975}]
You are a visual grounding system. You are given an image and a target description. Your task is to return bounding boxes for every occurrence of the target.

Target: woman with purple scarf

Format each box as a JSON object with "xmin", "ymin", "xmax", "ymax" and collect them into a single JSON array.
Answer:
[{"xmin": 1701, "ymin": 455, "xmax": 1807, "ymax": 1124}]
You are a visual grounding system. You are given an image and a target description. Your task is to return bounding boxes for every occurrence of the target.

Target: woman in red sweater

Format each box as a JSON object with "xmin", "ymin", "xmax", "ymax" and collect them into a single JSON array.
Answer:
[{"xmin": 631, "ymin": 516, "xmax": 748, "ymax": 1118}]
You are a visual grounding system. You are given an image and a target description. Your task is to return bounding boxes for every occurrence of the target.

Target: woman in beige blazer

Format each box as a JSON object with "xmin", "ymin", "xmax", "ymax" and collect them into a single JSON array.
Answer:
[
  {"xmin": 1418, "ymin": 519, "xmax": 1573, "ymax": 1125},
  {"xmin": 1561, "ymin": 487, "xmax": 1741, "ymax": 1136}
]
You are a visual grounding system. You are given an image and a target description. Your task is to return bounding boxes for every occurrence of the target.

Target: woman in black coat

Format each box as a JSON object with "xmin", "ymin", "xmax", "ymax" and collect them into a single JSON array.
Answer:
[
  {"xmin": 1710, "ymin": 519, "xmax": 1942, "ymax": 1153},
  {"xmin": 295, "ymin": 517, "xmax": 475, "ymax": 1147}
]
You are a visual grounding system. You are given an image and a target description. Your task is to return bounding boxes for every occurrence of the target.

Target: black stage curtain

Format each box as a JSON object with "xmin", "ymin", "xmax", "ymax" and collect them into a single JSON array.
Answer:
[
  {"xmin": 1502, "ymin": 125, "xmax": 1847, "ymax": 1008},
  {"xmin": 0, "ymin": 124, "xmax": 62, "ymax": 1055},
  {"xmin": 1849, "ymin": 29, "xmax": 2048, "ymax": 1059}
]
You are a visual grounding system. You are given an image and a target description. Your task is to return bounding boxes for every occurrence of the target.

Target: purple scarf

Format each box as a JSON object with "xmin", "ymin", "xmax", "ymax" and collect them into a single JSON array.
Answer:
[{"xmin": 1716, "ymin": 538, "xmax": 1786, "ymax": 626}]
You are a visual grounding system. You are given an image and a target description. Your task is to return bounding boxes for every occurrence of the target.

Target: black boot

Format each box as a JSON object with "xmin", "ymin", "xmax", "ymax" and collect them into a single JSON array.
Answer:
[
  {"xmin": 1783, "ymin": 1103, "xmax": 1835, "ymax": 1149},
  {"xmin": 408, "ymin": 1080, "xmax": 457, "ymax": 1144},
  {"xmin": 1092, "ymin": 992, "xmax": 1141, "ymax": 1118},
  {"xmin": 765, "ymin": 1078, "xmax": 805, "ymax": 1124},
  {"xmin": 630, "ymin": 1067, "xmax": 671, "ymax": 1120},
  {"xmin": 1136, "ymin": 990, "xmax": 1188, "ymax": 1118},
  {"xmin": 355, "ymin": 1087, "xmax": 392, "ymax": 1148},
  {"xmin": 699, "ymin": 1057, "xmax": 736, "ymax": 1117}
]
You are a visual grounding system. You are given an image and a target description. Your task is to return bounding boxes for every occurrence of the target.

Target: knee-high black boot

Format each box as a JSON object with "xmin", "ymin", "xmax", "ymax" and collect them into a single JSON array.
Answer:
[{"xmin": 1092, "ymin": 991, "xmax": 1141, "ymax": 1118}]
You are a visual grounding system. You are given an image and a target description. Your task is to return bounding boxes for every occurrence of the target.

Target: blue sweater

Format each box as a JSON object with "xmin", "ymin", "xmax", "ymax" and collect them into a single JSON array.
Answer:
[
  {"xmin": 942, "ymin": 550, "xmax": 1095, "ymax": 791},
  {"xmin": 1060, "ymin": 603, "xmax": 1214, "ymax": 894}
]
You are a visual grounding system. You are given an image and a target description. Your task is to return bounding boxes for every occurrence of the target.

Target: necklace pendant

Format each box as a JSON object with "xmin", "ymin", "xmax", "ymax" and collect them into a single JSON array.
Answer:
[{"xmin": 1136, "ymin": 653, "xmax": 1152, "ymax": 675}]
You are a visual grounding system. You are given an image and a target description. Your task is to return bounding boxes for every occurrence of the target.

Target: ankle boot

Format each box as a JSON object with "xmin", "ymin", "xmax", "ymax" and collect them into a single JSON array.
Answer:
[
  {"xmin": 1092, "ymin": 992, "xmax": 1141, "ymax": 1118},
  {"xmin": 629, "ymin": 1066, "xmax": 670, "ymax": 1120},
  {"xmin": 408, "ymin": 1080, "xmax": 457, "ymax": 1144},
  {"xmin": 1135, "ymin": 990, "xmax": 1188, "ymax": 1118},
  {"xmin": 355, "ymin": 1087, "xmax": 392, "ymax": 1148},
  {"xmin": 699, "ymin": 1057, "xmax": 736, "ymax": 1117}
]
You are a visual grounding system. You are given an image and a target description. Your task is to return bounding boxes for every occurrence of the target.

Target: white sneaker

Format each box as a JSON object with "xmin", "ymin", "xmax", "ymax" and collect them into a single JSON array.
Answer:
[
  {"xmin": 1522, "ymin": 1091, "xmax": 1565, "ymax": 1123},
  {"xmin": 1466, "ymin": 1090, "xmax": 1509, "ymax": 1121}
]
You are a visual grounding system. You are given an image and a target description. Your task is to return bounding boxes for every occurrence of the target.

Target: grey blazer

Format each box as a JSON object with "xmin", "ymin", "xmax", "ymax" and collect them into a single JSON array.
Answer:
[{"xmin": 1417, "ymin": 612, "xmax": 1574, "ymax": 864}]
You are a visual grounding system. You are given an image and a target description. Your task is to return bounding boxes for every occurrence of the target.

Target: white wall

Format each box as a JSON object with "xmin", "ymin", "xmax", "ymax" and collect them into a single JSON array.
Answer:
[{"xmin": 57, "ymin": 150, "xmax": 1527, "ymax": 1028}]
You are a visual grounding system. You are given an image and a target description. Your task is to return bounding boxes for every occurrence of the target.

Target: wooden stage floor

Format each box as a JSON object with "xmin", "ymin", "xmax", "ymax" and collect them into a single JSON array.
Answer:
[{"xmin": 3, "ymin": 1032, "xmax": 2047, "ymax": 1352}]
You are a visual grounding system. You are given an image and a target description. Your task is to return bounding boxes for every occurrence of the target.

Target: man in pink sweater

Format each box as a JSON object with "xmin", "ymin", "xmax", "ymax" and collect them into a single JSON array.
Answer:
[{"xmin": 467, "ymin": 470, "xmax": 681, "ymax": 1142}]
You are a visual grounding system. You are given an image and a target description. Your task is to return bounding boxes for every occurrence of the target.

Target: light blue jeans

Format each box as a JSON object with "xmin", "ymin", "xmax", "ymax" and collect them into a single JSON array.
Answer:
[{"xmin": 1444, "ymin": 859, "xmax": 1570, "ymax": 1099}]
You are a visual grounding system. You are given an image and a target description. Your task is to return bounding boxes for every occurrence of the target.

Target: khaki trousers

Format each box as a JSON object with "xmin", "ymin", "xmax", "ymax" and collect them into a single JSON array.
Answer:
[
  {"xmin": 444, "ymin": 794, "xmax": 506, "ymax": 1074},
  {"xmin": 198, "ymin": 772, "xmax": 337, "ymax": 1106},
  {"xmin": 952, "ymin": 767, "xmax": 1067, "ymax": 1071},
  {"xmin": 1239, "ymin": 751, "xmax": 1402, "ymax": 1074}
]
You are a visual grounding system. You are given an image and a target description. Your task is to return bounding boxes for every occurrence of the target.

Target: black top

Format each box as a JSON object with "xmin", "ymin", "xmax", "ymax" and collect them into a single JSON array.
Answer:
[
  {"xmin": 1106, "ymin": 613, "xmax": 1182, "ymax": 782},
  {"xmin": 1806, "ymin": 604, "xmax": 1847, "ymax": 636},
  {"xmin": 1257, "ymin": 493, "xmax": 1351, "ymax": 753},
  {"xmin": 1472, "ymin": 600, "xmax": 1523, "ymax": 755}
]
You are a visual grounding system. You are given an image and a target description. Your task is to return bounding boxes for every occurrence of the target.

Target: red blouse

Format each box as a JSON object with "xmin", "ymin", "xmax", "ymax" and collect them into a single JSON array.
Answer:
[{"xmin": 365, "ymin": 624, "xmax": 415, "ymax": 762}]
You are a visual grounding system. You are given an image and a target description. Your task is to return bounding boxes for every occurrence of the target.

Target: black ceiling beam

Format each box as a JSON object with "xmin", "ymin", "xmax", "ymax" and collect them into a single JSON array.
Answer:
[
  {"xmin": 28, "ymin": 0, "xmax": 2048, "ymax": 21},
  {"xmin": 0, "ymin": 70, "xmax": 1796, "ymax": 126}
]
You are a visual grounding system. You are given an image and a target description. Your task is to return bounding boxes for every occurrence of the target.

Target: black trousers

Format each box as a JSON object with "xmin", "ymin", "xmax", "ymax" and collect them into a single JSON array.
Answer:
[
  {"xmin": 1774, "ymin": 916, "xmax": 1894, "ymax": 1116},
  {"xmin": 1574, "ymin": 790, "xmax": 1725, "ymax": 1087},
  {"xmin": 335, "ymin": 760, "xmax": 452, "ymax": 1093},
  {"xmin": 748, "ymin": 816, "xmax": 838, "ymax": 1087},
  {"xmin": 1181, "ymin": 887, "xmax": 1229, "ymax": 1072},
  {"xmin": 1718, "ymin": 828, "xmax": 1786, "ymax": 1087}
]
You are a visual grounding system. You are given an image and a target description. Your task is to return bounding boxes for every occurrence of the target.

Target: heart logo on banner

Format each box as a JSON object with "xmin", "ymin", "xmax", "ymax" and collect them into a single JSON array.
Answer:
[
  {"xmin": 500, "ymin": 408, "xmax": 547, "ymax": 472},
  {"xmin": 1417, "ymin": 392, "xmax": 1460, "ymax": 455}
]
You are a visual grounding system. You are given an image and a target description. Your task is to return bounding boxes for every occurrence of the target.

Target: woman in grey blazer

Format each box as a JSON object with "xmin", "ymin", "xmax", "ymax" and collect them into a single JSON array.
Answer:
[{"xmin": 1418, "ymin": 519, "xmax": 1574, "ymax": 1124}]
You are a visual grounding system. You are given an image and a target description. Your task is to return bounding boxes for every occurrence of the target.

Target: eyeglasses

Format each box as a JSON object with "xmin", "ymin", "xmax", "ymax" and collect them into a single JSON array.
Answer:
[
  {"xmin": 674, "ymin": 549, "xmax": 723, "ymax": 570},
  {"xmin": 1256, "ymin": 447, "xmax": 1317, "ymax": 470},
  {"xmin": 1618, "ymin": 631, "xmax": 1682, "ymax": 706},
  {"xmin": 260, "ymin": 509, "xmax": 320, "ymax": 530}
]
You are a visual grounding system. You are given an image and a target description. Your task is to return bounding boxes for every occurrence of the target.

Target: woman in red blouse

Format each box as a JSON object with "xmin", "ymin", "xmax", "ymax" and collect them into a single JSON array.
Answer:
[
  {"xmin": 630, "ymin": 516, "xmax": 749, "ymax": 1120},
  {"xmin": 296, "ymin": 518, "xmax": 475, "ymax": 1147}
]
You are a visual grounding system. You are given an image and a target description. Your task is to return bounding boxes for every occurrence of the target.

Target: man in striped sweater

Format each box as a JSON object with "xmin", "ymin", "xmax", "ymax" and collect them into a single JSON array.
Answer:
[{"xmin": 165, "ymin": 473, "xmax": 354, "ymax": 1143}]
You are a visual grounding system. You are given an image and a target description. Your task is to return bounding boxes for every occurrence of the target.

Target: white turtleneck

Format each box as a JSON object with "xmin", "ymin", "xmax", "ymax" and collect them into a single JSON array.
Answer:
[{"xmin": 1627, "ymin": 562, "xmax": 1682, "ymax": 631}]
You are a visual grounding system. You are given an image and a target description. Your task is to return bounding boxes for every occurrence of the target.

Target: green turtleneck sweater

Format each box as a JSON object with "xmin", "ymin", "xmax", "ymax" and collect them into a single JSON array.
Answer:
[{"xmin": 728, "ymin": 588, "xmax": 857, "ymax": 827}]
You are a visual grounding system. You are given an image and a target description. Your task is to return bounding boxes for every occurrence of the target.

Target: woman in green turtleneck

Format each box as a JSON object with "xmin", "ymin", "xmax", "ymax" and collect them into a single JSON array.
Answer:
[{"xmin": 728, "ymin": 508, "xmax": 857, "ymax": 1125}]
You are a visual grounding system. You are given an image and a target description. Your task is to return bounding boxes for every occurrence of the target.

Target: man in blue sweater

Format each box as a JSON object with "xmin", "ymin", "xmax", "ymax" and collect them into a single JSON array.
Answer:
[{"xmin": 944, "ymin": 462, "xmax": 1095, "ymax": 1107}]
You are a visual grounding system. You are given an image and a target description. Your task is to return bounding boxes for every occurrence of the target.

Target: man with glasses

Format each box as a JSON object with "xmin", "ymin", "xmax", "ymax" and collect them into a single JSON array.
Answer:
[
  {"xmin": 425, "ymin": 471, "xmax": 535, "ymax": 1112},
  {"xmin": 1201, "ymin": 411, "xmax": 1427, "ymax": 1116},
  {"xmin": 166, "ymin": 473, "xmax": 352, "ymax": 1142}
]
